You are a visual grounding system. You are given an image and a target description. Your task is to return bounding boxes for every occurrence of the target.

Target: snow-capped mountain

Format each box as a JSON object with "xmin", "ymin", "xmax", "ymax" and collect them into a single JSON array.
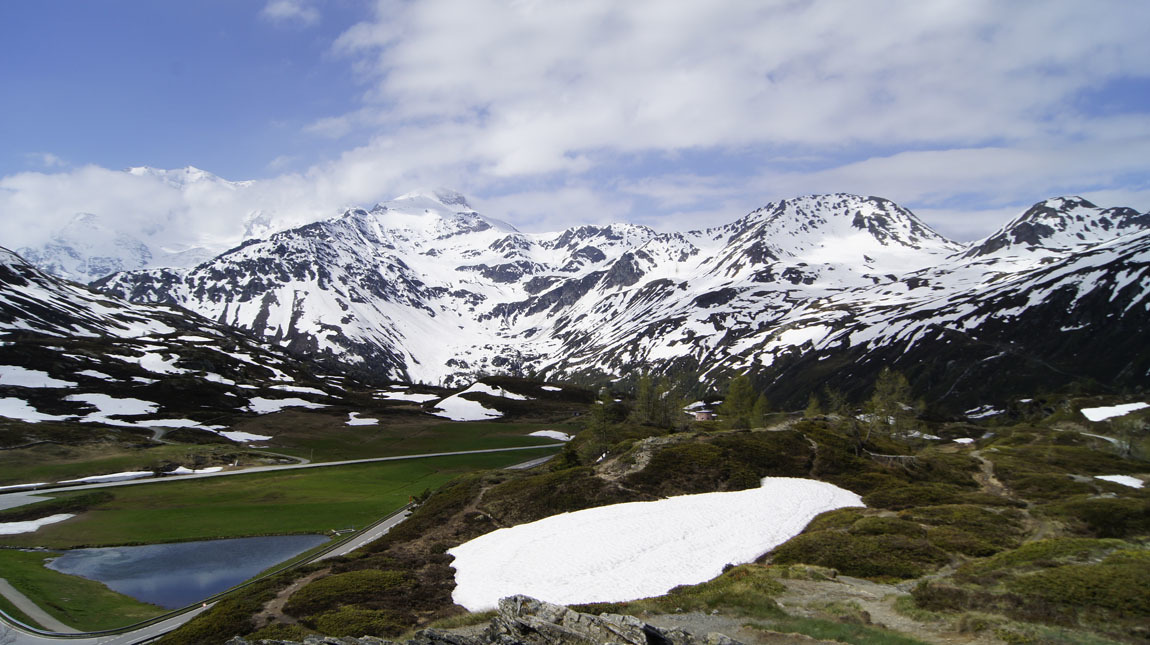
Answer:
[
  {"xmin": 14, "ymin": 166, "xmax": 274, "ymax": 283},
  {"xmin": 0, "ymin": 246, "xmax": 362, "ymax": 435},
  {"xmin": 92, "ymin": 192, "xmax": 1150, "ymax": 411},
  {"xmin": 16, "ymin": 212, "xmax": 216, "ymax": 283}
]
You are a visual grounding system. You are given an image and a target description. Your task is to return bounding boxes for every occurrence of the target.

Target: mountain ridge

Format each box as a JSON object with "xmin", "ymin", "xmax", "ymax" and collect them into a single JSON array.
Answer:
[{"xmin": 75, "ymin": 192, "xmax": 1150, "ymax": 411}]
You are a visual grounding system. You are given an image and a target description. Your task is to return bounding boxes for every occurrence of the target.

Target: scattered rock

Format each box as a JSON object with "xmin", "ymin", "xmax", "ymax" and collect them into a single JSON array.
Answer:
[{"xmin": 223, "ymin": 595, "xmax": 745, "ymax": 645}]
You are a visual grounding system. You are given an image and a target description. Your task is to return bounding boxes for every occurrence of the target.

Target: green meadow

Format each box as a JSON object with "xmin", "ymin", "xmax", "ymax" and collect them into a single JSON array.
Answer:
[{"xmin": 0, "ymin": 448, "xmax": 558, "ymax": 549}]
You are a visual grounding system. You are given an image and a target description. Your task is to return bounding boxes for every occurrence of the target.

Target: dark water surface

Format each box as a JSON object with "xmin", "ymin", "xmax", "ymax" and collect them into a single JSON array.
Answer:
[{"xmin": 46, "ymin": 534, "xmax": 329, "ymax": 609}]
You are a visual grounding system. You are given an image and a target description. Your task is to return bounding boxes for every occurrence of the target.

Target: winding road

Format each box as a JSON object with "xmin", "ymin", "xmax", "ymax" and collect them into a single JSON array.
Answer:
[{"xmin": 0, "ymin": 444, "xmax": 561, "ymax": 644}]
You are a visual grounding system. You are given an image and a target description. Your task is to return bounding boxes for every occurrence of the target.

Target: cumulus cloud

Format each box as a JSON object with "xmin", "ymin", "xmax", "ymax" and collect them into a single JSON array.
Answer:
[
  {"xmin": 260, "ymin": 0, "xmax": 319, "ymax": 26},
  {"xmin": 3, "ymin": 0, "xmax": 1149, "ymax": 249}
]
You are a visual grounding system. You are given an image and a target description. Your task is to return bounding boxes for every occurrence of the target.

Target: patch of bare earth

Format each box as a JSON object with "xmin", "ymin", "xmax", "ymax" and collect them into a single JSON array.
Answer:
[{"xmin": 770, "ymin": 577, "xmax": 999, "ymax": 645}]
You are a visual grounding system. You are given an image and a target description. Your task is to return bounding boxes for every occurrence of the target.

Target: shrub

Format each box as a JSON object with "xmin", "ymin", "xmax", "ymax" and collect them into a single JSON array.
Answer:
[
  {"xmin": 863, "ymin": 483, "xmax": 970, "ymax": 510},
  {"xmin": 1046, "ymin": 497, "xmax": 1150, "ymax": 538},
  {"xmin": 849, "ymin": 516, "xmax": 926, "ymax": 538},
  {"xmin": 926, "ymin": 526, "xmax": 998, "ymax": 557},
  {"xmin": 898, "ymin": 505, "xmax": 1024, "ymax": 551},
  {"xmin": 1007, "ymin": 562, "xmax": 1150, "ymax": 614},
  {"xmin": 956, "ymin": 538, "xmax": 1128, "ymax": 578},
  {"xmin": 770, "ymin": 531, "xmax": 949, "ymax": 579},
  {"xmin": 283, "ymin": 569, "xmax": 409, "ymax": 617},
  {"xmin": 481, "ymin": 466, "xmax": 633, "ymax": 525},
  {"xmin": 309, "ymin": 606, "xmax": 406, "ymax": 637},
  {"xmin": 804, "ymin": 508, "xmax": 866, "ymax": 532}
]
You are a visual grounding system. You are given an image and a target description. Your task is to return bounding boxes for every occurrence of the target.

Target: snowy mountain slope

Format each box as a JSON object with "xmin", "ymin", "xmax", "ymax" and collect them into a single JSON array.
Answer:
[
  {"xmin": 15, "ymin": 166, "xmax": 267, "ymax": 283},
  {"xmin": 0, "ymin": 247, "xmax": 362, "ymax": 436},
  {"xmin": 92, "ymin": 192, "xmax": 1150, "ymax": 409}
]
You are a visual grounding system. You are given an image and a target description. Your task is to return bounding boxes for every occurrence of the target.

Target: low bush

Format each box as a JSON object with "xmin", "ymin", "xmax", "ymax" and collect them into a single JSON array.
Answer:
[
  {"xmin": 624, "ymin": 430, "xmax": 813, "ymax": 496},
  {"xmin": 926, "ymin": 526, "xmax": 999, "ymax": 557},
  {"xmin": 283, "ymin": 569, "xmax": 409, "ymax": 617},
  {"xmin": 308, "ymin": 606, "xmax": 406, "ymax": 637},
  {"xmin": 770, "ymin": 531, "xmax": 949, "ymax": 579},
  {"xmin": 898, "ymin": 505, "xmax": 1025, "ymax": 551},
  {"xmin": 956, "ymin": 538, "xmax": 1128, "ymax": 578},
  {"xmin": 863, "ymin": 483, "xmax": 973, "ymax": 510},
  {"xmin": 849, "ymin": 516, "xmax": 925, "ymax": 538},
  {"xmin": 157, "ymin": 578, "xmax": 284, "ymax": 645},
  {"xmin": 1007, "ymin": 561, "xmax": 1150, "ymax": 614},
  {"xmin": 575, "ymin": 564, "xmax": 785, "ymax": 619},
  {"xmin": 804, "ymin": 508, "xmax": 866, "ymax": 532},
  {"xmin": 1045, "ymin": 497, "xmax": 1150, "ymax": 539},
  {"xmin": 481, "ymin": 466, "xmax": 634, "ymax": 525}
]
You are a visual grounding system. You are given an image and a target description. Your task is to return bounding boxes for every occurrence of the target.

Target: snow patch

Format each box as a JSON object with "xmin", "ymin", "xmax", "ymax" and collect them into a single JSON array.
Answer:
[
  {"xmin": 375, "ymin": 391, "xmax": 441, "ymax": 403},
  {"xmin": 448, "ymin": 477, "xmax": 863, "ymax": 611},
  {"xmin": 0, "ymin": 397, "xmax": 73, "ymax": 423},
  {"xmin": 529, "ymin": 430, "xmax": 572, "ymax": 442},
  {"xmin": 541, "ymin": 386, "xmax": 562, "ymax": 392},
  {"xmin": 0, "ymin": 365, "xmax": 77, "ymax": 388},
  {"xmin": 0, "ymin": 514, "xmax": 75, "ymax": 535},
  {"xmin": 347, "ymin": 412, "xmax": 379, "ymax": 426},
  {"xmin": 59, "ymin": 471, "xmax": 153, "ymax": 484},
  {"xmin": 1080, "ymin": 402, "xmax": 1149, "ymax": 422},
  {"xmin": 217, "ymin": 430, "xmax": 273, "ymax": 442},
  {"xmin": 1094, "ymin": 475, "xmax": 1144, "ymax": 489},
  {"xmin": 246, "ymin": 397, "xmax": 327, "ymax": 414}
]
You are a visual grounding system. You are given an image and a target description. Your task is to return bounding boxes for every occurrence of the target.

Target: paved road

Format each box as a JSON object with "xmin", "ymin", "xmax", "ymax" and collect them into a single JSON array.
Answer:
[{"xmin": 0, "ymin": 443, "xmax": 562, "ymax": 644}]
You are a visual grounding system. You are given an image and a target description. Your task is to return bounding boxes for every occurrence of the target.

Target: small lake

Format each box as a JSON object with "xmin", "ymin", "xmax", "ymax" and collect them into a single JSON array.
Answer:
[{"xmin": 46, "ymin": 534, "xmax": 329, "ymax": 609}]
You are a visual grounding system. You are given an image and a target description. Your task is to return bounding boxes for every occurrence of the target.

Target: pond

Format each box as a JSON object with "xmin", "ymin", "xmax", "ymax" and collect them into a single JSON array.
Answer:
[{"xmin": 46, "ymin": 534, "xmax": 329, "ymax": 609}]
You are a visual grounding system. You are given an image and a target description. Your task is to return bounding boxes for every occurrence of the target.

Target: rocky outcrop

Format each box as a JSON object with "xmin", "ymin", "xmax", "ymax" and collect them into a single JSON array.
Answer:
[{"xmin": 224, "ymin": 595, "xmax": 743, "ymax": 645}]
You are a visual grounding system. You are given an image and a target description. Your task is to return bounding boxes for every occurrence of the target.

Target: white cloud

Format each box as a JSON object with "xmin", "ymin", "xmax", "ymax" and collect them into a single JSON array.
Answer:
[
  {"xmin": 25, "ymin": 152, "xmax": 67, "ymax": 169},
  {"xmin": 3, "ymin": 1, "xmax": 1149, "ymax": 251},
  {"xmin": 261, "ymin": 0, "xmax": 319, "ymax": 26}
]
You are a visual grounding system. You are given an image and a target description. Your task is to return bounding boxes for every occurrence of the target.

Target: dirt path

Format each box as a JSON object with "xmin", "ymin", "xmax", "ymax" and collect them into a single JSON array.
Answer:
[
  {"xmin": 969, "ymin": 450, "xmax": 1011, "ymax": 499},
  {"xmin": 770, "ymin": 577, "xmax": 998, "ymax": 645},
  {"xmin": 250, "ymin": 568, "xmax": 330, "ymax": 629}
]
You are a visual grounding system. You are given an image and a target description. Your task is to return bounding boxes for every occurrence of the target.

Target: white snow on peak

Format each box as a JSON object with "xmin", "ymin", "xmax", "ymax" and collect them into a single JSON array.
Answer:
[{"xmin": 448, "ymin": 477, "xmax": 863, "ymax": 611}]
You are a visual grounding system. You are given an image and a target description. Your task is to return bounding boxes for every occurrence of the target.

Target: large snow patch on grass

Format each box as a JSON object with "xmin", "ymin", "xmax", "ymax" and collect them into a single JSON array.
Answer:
[{"xmin": 448, "ymin": 477, "xmax": 863, "ymax": 611}]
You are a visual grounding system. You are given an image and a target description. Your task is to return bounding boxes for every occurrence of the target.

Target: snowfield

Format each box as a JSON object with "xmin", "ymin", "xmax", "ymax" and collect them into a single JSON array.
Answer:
[
  {"xmin": 448, "ymin": 477, "xmax": 863, "ymax": 611},
  {"xmin": 432, "ymin": 392, "xmax": 502, "ymax": 421},
  {"xmin": 246, "ymin": 397, "xmax": 327, "ymax": 414},
  {"xmin": 346, "ymin": 412, "xmax": 379, "ymax": 426},
  {"xmin": 1095, "ymin": 475, "xmax": 1144, "ymax": 489},
  {"xmin": 529, "ymin": 430, "xmax": 572, "ymax": 441},
  {"xmin": 0, "ymin": 513, "xmax": 75, "ymax": 535},
  {"xmin": 1080, "ymin": 402, "xmax": 1149, "ymax": 422}
]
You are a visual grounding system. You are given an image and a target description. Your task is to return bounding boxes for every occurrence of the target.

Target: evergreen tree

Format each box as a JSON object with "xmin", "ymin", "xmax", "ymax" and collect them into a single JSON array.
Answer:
[
  {"xmin": 804, "ymin": 392, "xmax": 822, "ymax": 418},
  {"xmin": 631, "ymin": 373, "xmax": 656, "ymax": 425},
  {"xmin": 865, "ymin": 367, "xmax": 916, "ymax": 440},
  {"xmin": 751, "ymin": 393, "xmax": 770, "ymax": 428},
  {"xmin": 720, "ymin": 373, "xmax": 756, "ymax": 429}
]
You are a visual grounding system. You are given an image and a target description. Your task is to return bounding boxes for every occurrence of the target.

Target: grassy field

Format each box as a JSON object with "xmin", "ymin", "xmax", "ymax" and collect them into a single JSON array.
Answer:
[
  {"xmin": 229, "ymin": 410, "xmax": 579, "ymax": 462},
  {"xmin": 0, "ymin": 549, "xmax": 165, "ymax": 631},
  {"xmin": 0, "ymin": 413, "xmax": 576, "ymax": 488},
  {"xmin": 0, "ymin": 443, "xmax": 259, "ymax": 488},
  {"xmin": 0, "ymin": 448, "xmax": 558, "ymax": 549}
]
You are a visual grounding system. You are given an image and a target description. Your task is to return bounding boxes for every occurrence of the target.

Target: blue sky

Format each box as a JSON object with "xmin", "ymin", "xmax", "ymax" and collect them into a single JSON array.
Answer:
[{"xmin": 2, "ymin": 0, "xmax": 1149, "ymax": 250}]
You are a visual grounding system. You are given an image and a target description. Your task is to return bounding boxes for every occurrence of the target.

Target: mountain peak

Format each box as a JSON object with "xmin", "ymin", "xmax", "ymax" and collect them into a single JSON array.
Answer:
[
  {"xmin": 965, "ymin": 196, "xmax": 1150, "ymax": 258},
  {"xmin": 391, "ymin": 188, "xmax": 475, "ymax": 211}
]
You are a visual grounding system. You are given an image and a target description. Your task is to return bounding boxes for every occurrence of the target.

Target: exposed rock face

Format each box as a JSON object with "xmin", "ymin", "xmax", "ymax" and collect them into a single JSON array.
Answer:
[{"xmin": 223, "ymin": 595, "xmax": 743, "ymax": 645}]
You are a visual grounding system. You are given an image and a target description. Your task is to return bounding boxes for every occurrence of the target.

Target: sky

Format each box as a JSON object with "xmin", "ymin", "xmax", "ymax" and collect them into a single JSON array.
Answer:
[{"xmin": 2, "ymin": 0, "xmax": 1149, "ymax": 252}]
